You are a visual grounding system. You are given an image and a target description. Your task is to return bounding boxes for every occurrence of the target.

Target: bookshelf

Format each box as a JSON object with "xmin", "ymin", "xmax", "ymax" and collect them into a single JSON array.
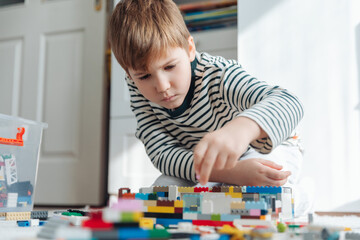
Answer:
[
  {"xmin": 174, "ymin": 0, "xmax": 238, "ymax": 60},
  {"xmin": 175, "ymin": 0, "xmax": 237, "ymax": 32}
]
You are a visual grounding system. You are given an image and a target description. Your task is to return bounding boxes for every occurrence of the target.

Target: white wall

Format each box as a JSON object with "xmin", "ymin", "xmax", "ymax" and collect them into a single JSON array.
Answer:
[{"xmin": 238, "ymin": 0, "xmax": 360, "ymax": 210}]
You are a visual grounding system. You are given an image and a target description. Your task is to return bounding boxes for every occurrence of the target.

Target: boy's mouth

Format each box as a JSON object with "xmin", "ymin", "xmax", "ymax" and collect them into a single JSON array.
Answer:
[{"xmin": 162, "ymin": 95, "xmax": 175, "ymax": 102}]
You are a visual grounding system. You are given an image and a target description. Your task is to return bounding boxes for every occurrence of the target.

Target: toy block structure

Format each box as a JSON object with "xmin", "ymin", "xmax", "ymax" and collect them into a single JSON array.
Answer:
[
  {"xmin": 37, "ymin": 185, "xmax": 297, "ymax": 239},
  {"xmin": 113, "ymin": 185, "xmax": 294, "ymax": 227}
]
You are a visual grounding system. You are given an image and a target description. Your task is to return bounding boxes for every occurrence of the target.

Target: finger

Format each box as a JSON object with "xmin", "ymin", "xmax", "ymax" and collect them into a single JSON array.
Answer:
[
  {"xmin": 199, "ymin": 148, "xmax": 218, "ymax": 185},
  {"xmin": 213, "ymin": 152, "xmax": 227, "ymax": 170},
  {"xmin": 265, "ymin": 168, "xmax": 291, "ymax": 180},
  {"xmin": 258, "ymin": 159, "xmax": 283, "ymax": 170},
  {"xmin": 266, "ymin": 177, "xmax": 288, "ymax": 187},
  {"xmin": 193, "ymin": 141, "xmax": 208, "ymax": 175}
]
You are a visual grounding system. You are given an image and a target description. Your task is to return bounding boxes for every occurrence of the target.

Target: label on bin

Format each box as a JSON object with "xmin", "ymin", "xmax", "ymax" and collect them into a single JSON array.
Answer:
[{"xmin": 0, "ymin": 127, "xmax": 25, "ymax": 146}]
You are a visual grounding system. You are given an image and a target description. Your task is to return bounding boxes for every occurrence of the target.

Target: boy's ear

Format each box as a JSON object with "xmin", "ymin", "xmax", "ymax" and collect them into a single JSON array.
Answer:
[{"xmin": 188, "ymin": 36, "xmax": 196, "ymax": 61}]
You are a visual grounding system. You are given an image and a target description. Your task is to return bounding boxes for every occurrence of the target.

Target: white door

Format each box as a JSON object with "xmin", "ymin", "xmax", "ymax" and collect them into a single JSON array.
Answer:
[{"xmin": 0, "ymin": 0, "xmax": 107, "ymax": 205}]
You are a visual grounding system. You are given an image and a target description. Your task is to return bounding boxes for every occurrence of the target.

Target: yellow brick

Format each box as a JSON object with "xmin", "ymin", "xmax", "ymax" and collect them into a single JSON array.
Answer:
[
  {"xmin": 133, "ymin": 212, "xmax": 143, "ymax": 222},
  {"xmin": 229, "ymin": 192, "xmax": 242, "ymax": 198},
  {"xmin": 140, "ymin": 218, "xmax": 154, "ymax": 229},
  {"xmin": 0, "ymin": 212, "xmax": 5, "ymax": 218},
  {"xmin": 143, "ymin": 200, "xmax": 157, "ymax": 207},
  {"xmin": 228, "ymin": 186, "xmax": 234, "ymax": 193},
  {"xmin": 174, "ymin": 200, "xmax": 183, "ymax": 208},
  {"xmin": 147, "ymin": 206, "xmax": 175, "ymax": 214},
  {"xmin": 178, "ymin": 187, "xmax": 194, "ymax": 193}
]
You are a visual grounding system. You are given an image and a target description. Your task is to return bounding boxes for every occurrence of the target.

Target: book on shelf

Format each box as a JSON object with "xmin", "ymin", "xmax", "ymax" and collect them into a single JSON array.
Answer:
[
  {"xmin": 177, "ymin": 0, "xmax": 237, "ymax": 32},
  {"xmin": 178, "ymin": 0, "xmax": 237, "ymax": 13}
]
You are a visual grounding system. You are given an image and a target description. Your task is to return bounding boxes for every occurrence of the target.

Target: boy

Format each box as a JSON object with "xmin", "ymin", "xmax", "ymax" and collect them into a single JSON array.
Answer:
[{"xmin": 108, "ymin": 0, "xmax": 304, "ymax": 192}]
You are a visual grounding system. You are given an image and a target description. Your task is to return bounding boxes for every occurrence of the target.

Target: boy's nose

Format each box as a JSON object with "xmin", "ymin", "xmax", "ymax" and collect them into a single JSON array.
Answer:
[{"xmin": 155, "ymin": 75, "xmax": 170, "ymax": 93}]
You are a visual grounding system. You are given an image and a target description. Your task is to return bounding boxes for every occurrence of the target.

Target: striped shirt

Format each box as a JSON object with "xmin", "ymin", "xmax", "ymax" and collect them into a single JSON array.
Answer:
[{"xmin": 126, "ymin": 52, "xmax": 304, "ymax": 183}]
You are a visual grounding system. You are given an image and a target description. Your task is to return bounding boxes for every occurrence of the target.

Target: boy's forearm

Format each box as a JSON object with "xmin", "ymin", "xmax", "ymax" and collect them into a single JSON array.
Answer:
[{"xmin": 224, "ymin": 116, "xmax": 268, "ymax": 143}]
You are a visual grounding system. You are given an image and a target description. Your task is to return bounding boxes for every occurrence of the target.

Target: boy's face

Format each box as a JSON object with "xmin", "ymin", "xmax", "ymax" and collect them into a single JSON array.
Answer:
[{"xmin": 128, "ymin": 37, "xmax": 196, "ymax": 110}]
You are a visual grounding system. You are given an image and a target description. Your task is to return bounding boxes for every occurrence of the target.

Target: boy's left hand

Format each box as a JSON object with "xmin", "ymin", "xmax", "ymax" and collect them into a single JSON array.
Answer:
[{"xmin": 193, "ymin": 116, "xmax": 267, "ymax": 185}]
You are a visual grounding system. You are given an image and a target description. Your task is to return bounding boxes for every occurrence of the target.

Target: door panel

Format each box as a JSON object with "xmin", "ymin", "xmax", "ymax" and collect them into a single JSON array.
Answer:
[{"xmin": 0, "ymin": 0, "xmax": 107, "ymax": 205}]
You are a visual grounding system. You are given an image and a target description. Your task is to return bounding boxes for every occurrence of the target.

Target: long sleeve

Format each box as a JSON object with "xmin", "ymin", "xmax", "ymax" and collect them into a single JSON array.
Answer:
[{"xmin": 203, "ymin": 54, "xmax": 304, "ymax": 153}]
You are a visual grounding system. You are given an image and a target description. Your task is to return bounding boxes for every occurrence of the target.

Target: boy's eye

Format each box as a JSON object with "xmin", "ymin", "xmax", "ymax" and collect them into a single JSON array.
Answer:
[
  {"xmin": 139, "ymin": 74, "xmax": 150, "ymax": 80},
  {"xmin": 165, "ymin": 65, "xmax": 175, "ymax": 70}
]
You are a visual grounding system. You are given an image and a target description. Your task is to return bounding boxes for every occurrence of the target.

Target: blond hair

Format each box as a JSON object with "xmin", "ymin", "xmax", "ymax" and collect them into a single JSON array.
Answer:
[{"xmin": 108, "ymin": 0, "xmax": 191, "ymax": 72}]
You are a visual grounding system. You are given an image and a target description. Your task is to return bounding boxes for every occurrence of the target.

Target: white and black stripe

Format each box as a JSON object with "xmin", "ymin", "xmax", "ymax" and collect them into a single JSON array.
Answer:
[{"xmin": 126, "ymin": 52, "xmax": 304, "ymax": 182}]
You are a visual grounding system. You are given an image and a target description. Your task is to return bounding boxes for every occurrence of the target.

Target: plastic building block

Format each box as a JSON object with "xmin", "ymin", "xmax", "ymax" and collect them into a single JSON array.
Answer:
[
  {"xmin": 194, "ymin": 187, "xmax": 209, "ymax": 193},
  {"xmin": 154, "ymin": 218, "xmax": 192, "ymax": 227},
  {"xmin": 174, "ymin": 208, "xmax": 183, "ymax": 213},
  {"xmin": 118, "ymin": 188, "xmax": 131, "ymax": 198},
  {"xmin": 153, "ymin": 186, "xmax": 168, "ymax": 193},
  {"xmin": 211, "ymin": 186, "xmax": 221, "ymax": 192},
  {"xmin": 147, "ymin": 206, "xmax": 175, "ymax": 214},
  {"xmin": 202, "ymin": 200, "xmax": 213, "ymax": 214},
  {"xmin": 183, "ymin": 194, "xmax": 202, "ymax": 213},
  {"xmin": 178, "ymin": 187, "xmax": 194, "ymax": 193},
  {"xmin": 183, "ymin": 212, "xmax": 197, "ymax": 220},
  {"xmin": 174, "ymin": 200, "xmax": 183, "ymax": 208},
  {"xmin": 0, "ymin": 127, "xmax": 24, "ymax": 146},
  {"xmin": 143, "ymin": 200, "xmax": 157, "ymax": 207},
  {"xmin": 247, "ymin": 186, "xmax": 282, "ymax": 194},
  {"xmin": 4, "ymin": 155, "xmax": 18, "ymax": 185},
  {"xmin": 135, "ymin": 193, "xmax": 149, "ymax": 200},
  {"xmin": 144, "ymin": 212, "xmax": 183, "ymax": 219},
  {"xmin": 242, "ymin": 193, "xmax": 259, "ymax": 201},
  {"xmin": 7, "ymin": 193, "xmax": 18, "ymax": 208},
  {"xmin": 122, "ymin": 193, "xmax": 136, "ymax": 199},
  {"xmin": 17, "ymin": 220, "xmax": 30, "ymax": 227},
  {"xmin": 245, "ymin": 201, "xmax": 267, "ymax": 210},
  {"xmin": 139, "ymin": 187, "xmax": 153, "ymax": 194},
  {"xmin": 233, "ymin": 186, "xmax": 242, "ymax": 193},
  {"xmin": 197, "ymin": 214, "xmax": 212, "ymax": 220},
  {"xmin": 62, "ymin": 212, "xmax": 82, "ymax": 217},
  {"xmin": 148, "ymin": 193, "xmax": 157, "ymax": 200},
  {"xmin": 140, "ymin": 218, "xmax": 154, "ymax": 229},
  {"xmin": 30, "ymin": 219, "xmax": 40, "ymax": 226},
  {"xmin": 220, "ymin": 214, "xmax": 240, "ymax": 221},
  {"xmin": 111, "ymin": 199, "xmax": 143, "ymax": 211},
  {"xmin": 226, "ymin": 192, "xmax": 242, "ymax": 198},
  {"xmin": 157, "ymin": 200, "xmax": 174, "ymax": 207},
  {"xmin": 192, "ymin": 220, "xmax": 234, "ymax": 227},
  {"xmin": 249, "ymin": 209, "xmax": 261, "ymax": 216},
  {"xmin": 168, "ymin": 186, "xmax": 178, "ymax": 201},
  {"xmin": 221, "ymin": 186, "xmax": 229, "ymax": 192},
  {"xmin": 5, "ymin": 211, "xmax": 31, "ymax": 221},
  {"xmin": 211, "ymin": 214, "xmax": 221, "ymax": 221},
  {"xmin": 82, "ymin": 218, "xmax": 113, "ymax": 229},
  {"xmin": 67, "ymin": 209, "xmax": 88, "ymax": 216},
  {"xmin": 157, "ymin": 192, "xmax": 166, "ymax": 198}
]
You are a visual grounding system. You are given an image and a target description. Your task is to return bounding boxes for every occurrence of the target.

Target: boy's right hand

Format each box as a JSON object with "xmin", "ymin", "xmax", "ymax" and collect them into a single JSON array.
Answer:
[{"xmin": 209, "ymin": 158, "xmax": 291, "ymax": 186}]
